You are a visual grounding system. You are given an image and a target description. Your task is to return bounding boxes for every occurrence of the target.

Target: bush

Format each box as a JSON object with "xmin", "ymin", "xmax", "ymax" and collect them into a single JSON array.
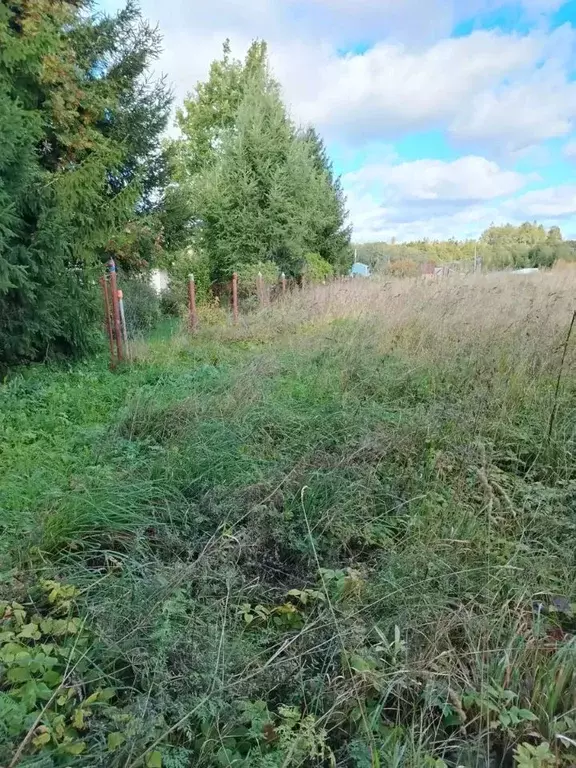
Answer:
[
  {"xmin": 159, "ymin": 286, "xmax": 182, "ymax": 318},
  {"xmin": 155, "ymin": 249, "xmax": 213, "ymax": 317},
  {"xmin": 303, "ymin": 252, "xmax": 333, "ymax": 282},
  {"xmin": 122, "ymin": 276, "xmax": 161, "ymax": 336},
  {"xmin": 386, "ymin": 258, "xmax": 420, "ymax": 277},
  {"xmin": 235, "ymin": 261, "xmax": 279, "ymax": 299}
]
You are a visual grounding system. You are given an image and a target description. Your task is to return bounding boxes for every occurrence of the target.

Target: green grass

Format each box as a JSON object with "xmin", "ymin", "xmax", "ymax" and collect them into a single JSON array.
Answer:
[{"xmin": 1, "ymin": 278, "xmax": 576, "ymax": 767}]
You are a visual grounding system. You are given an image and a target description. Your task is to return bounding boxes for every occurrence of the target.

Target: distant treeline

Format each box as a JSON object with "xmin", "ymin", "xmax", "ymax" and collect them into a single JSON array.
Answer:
[{"xmin": 355, "ymin": 223, "xmax": 576, "ymax": 275}]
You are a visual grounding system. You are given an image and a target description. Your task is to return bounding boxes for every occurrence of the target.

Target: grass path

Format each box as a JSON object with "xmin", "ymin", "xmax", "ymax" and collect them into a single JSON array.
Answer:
[{"xmin": 1, "ymin": 275, "xmax": 576, "ymax": 767}]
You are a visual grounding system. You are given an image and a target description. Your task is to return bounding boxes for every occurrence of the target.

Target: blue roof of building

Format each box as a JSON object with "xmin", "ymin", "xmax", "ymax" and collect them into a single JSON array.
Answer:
[{"xmin": 350, "ymin": 262, "xmax": 370, "ymax": 277}]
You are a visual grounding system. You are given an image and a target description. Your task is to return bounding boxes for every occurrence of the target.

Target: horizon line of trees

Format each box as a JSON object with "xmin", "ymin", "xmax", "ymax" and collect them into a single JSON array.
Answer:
[{"xmin": 355, "ymin": 223, "xmax": 576, "ymax": 274}]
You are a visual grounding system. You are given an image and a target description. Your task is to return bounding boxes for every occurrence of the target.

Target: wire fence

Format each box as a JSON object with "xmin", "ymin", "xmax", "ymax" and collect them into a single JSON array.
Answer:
[
  {"xmin": 100, "ymin": 258, "xmax": 477, "ymax": 368},
  {"xmin": 100, "ymin": 262, "xmax": 294, "ymax": 368}
]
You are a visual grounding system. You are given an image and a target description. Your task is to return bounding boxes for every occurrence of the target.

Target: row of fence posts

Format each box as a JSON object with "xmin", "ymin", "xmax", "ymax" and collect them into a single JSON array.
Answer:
[
  {"xmin": 101, "ymin": 261, "xmax": 290, "ymax": 369},
  {"xmin": 187, "ymin": 270, "xmax": 288, "ymax": 332}
]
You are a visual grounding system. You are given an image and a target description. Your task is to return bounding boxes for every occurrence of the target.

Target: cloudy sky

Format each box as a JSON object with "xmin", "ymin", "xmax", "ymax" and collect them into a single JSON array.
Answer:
[{"xmin": 99, "ymin": 0, "xmax": 576, "ymax": 242}]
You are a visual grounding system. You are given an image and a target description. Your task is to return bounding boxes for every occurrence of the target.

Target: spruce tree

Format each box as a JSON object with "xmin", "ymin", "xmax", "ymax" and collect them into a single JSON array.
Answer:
[
  {"xmin": 194, "ymin": 72, "xmax": 322, "ymax": 281},
  {"xmin": 0, "ymin": 0, "xmax": 170, "ymax": 366},
  {"xmin": 303, "ymin": 127, "xmax": 352, "ymax": 272}
]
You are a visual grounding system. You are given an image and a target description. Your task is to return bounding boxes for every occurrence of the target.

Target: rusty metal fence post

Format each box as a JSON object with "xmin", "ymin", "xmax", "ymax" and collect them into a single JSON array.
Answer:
[{"xmin": 108, "ymin": 259, "xmax": 124, "ymax": 363}]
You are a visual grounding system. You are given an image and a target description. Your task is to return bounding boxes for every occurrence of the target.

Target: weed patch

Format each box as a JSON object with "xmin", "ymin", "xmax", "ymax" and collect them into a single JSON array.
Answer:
[{"xmin": 2, "ymin": 275, "xmax": 576, "ymax": 766}]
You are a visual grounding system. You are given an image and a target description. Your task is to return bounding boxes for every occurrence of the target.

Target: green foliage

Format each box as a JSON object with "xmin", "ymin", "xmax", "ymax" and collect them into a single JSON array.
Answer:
[
  {"xmin": 2, "ymin": 277, "xmax": 576, "ymax": 766},
  {"xmin": 462, "ymin": 684, "xmax": 538, "ymax": 732},
  {"xmin": 0, "ymin": 0, "xmax": 170, "ymax": 366},
  {"xmin": 122, "ymin": 276, "xmax": 161, "ymax": 336},
  {"xmin": 235, "ymin": 262, "xmax": 280, "ymax": 299},
  {"xmin": 304, "ymin": 128, "xmax": 352, "ymax": 272},
  {"xmin": 514, "ymin": 742, "xmax": 556, "ymax": 767},
  {"xmin": 192, "ymin": 71, "xmax": 314, "ymax": 281},
  {"xmin": 0, "ymin": 578, "xmax": 121, "ymax": 765},
  {"xmin": 171, "ymin": 41, "xmax": 351, "ymax": 283},
  {"xmin": 160, "ymin": 248, "xmax": 212, "ymax": 315},
  {"xmin": 175, "ymin": 40, "xmax": 269, "ymax": 178},
  {"xmin": 355, "ymin": 222, "xmax": 576, "ymax": 274},
  {"xmin": 303, "ymin": 252, "xmax": 334, "ymax": 282}
]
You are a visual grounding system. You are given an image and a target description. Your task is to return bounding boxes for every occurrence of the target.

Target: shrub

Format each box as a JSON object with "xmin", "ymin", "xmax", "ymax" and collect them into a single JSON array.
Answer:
[
  {"xmin": 303, "ymin": 252, "xmax": 333, "ymax": 282},
  {"xmin": 387, "ymin": 258, "xmax": 420, "ymax": 277},
  {"xmin": 122, "ymin": 275, "xmax": 160, "ymax": 336},
  {"xmin": 159, "ymin": 286, "xmax": 182, "ymax": 318},
  {"xmin": 235, "ymin": 261, "xmax": 280, "ymax": 298}
]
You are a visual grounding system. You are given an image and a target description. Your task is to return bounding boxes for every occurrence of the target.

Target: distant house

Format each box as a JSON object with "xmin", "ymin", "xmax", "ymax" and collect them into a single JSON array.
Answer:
[{"xmin": 350, "ymin": 262, "xmax": 371, "ymax": 277}]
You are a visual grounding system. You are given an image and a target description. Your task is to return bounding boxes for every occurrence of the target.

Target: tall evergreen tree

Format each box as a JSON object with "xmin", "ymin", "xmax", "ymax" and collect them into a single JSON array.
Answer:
[
  {"xmin": 0, "ymin": 0, "xmax": 170, "ymax": 366},
  {"xmin": 303, "ymin": 128, "xmax": 352, "ymax": 272},
  {"xmin": 176, "ymin": 41, "xmax": 351, "ymax": 282},
  {"xmin": 175, "ymin": 40, "xmax": 268, "ymax": 178},
  {"xmin": 194, "ymin": 70, "xmax": 327, "ymax": 281}
]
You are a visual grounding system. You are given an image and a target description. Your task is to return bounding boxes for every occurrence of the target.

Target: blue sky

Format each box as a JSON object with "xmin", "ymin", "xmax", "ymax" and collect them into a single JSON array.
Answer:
[{"xmin": 99, "ymin": 0, "xmax": 576, "ymax": 242}]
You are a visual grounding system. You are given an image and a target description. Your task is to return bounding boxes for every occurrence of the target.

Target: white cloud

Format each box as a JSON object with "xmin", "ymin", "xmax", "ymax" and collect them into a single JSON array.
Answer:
[
  {"xmin": 347, "ymin": 192, "xmax": 500, "ymax": 242},
  {"xmin": 450, "ymin": 75, "xmax": 576, "ymax": 151},
  {"xmin": 139, "ymin": 5, "xmax": 576, "ymax": 153},
  {"xmin": 449, "ymin": 26, "xmax": 576, "ymax": 151},
  {"xmin": 505, "ymin": 185, "xmax": 576, "ymax": 218},
  {"xmin": 286, "ymin": 31, "xmax": 543, "ymax": 141},
  {"xmin": 131, "ymin": 0, "xmax": 576, "ymax": 153},
  {"xmin": 563, "ymin": 139, "xmax": 576, "ymax": 158},
  {"xmin": 347, "ymin": 181, "xmax": 576, "ymax": 242},
  {"xmin": 342, "ymin": 155, "xmax": 537, "ymax": 240},
  {"xmin": 344, "ymin": 156, "xmax": 531, "ymax": 202}
]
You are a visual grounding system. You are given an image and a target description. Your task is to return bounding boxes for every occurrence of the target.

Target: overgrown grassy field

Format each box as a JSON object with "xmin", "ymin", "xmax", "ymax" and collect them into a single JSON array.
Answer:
[{"xmin": 1, "ymin": 274, "xmax": 576, "ymax": 768}]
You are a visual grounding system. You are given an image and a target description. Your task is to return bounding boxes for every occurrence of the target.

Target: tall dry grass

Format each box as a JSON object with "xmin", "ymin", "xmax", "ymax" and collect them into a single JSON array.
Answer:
[{"xmin": 179, "ymin": 272, "xmax": 576, "ymax": 377}]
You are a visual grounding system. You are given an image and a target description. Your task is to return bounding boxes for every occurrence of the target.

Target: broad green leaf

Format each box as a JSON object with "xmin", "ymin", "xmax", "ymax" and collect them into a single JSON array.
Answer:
[
  {"xmin": 517, "ymin": 708, "xmax": 537, "ymax": 721},
  {"xmin": 18, "ymin": 623, "xmax": 41, "ymax": 640},
  {"xmin": 61, "ymin": 740, "xmax": 87, "ymax": 755},
  {"xmin": 72, "ymin": 708, "xmax": 88, "ymax": 729},
  {"xmin": 146, "ymin": 750, "xmax": 162, "ymax": 767},
  {"xmin": 107, "ymin": 731, "xmax": 126, "ymax": 751},
  {"xmin": 7, "ymin": 665, "xmax": 31, "ymax": 683},
  {"xmin": 32, "ymin": 731, "xmax": 51, "ymax": 748}
]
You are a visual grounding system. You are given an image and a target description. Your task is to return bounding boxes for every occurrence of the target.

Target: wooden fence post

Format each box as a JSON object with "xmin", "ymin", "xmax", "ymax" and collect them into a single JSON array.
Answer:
[{"xmin": 281, "ymin": 272, "xmax": 287, "ymax": 296}]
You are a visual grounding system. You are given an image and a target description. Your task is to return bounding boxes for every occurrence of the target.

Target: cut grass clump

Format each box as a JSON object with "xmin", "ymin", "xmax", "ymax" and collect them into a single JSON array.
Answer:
[{"xmin": 1, "ymin": 273, "xmax": 576, "ymax": 767}]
